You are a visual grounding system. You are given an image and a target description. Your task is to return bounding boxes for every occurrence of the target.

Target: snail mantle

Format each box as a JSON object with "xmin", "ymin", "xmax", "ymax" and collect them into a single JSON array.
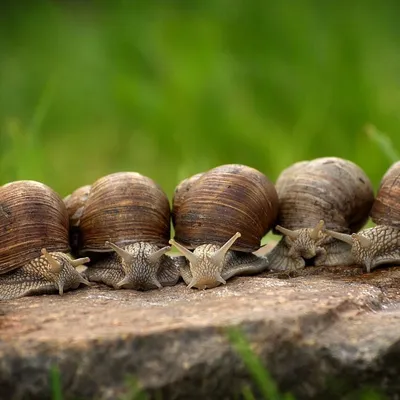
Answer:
[{"xmin": 0, "ymin": 267, "xmax": 400, "ymax": 400}]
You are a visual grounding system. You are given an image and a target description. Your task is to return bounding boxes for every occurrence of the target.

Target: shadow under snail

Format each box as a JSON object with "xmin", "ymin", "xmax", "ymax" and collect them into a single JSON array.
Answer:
[
  {"xmin": 169, "ymin": 164, "xmax": 279, "ymax": 289},
  {"xmin": 0, "ymin": 180, "xmax": 91, "ymax": 300}
]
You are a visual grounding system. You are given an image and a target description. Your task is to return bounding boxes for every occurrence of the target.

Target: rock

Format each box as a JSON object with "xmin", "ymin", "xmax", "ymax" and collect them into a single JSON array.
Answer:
[{"xmin": 0, "ymin": 265, "xmax": 400, "ymax": 400}]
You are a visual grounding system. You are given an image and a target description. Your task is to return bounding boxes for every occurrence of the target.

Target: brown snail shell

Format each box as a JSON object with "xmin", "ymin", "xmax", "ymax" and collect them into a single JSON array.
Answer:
[
  {"xmin": 326, "ymin": 161, "xmax": 400, "ymax": 272},
  {"xmin": 173, "ymin": 164, "xmax": 279, "ymax": 252},
  {"xmin": 170, "ymin": 164, "xmax": 279, "ymax": 289},
  {"xmin": 0, "ymin": 180, "xmax": 70, "ymax": 273},
  {"xmin": 0, "ymin": 180, "xmax": 90, "ymax": 299},
  {"xmin": 275, "ymin": 157, "xmax": 374, "ymax": 233},
  {"xmin": 79, "ymin": 172, "xmax": 171, "ymax": 252},
  {"xmin": 268, "ymin": 157, "xmax": 375, "ymax": 271}
]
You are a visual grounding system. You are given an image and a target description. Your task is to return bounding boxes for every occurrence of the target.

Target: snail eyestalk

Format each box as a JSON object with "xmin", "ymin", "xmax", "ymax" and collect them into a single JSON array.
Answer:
[
  {"xmin": 41, "ymin": 248, "xmax": 62, "ymax": 273},
  {"xmin": 106, "ymin": 241, "xmax": 134, "ymax": 264},
  {"xmin": 148, "ymin": 246, "xmax": 171, "ymax": 264},
  {"xmin": 169, "ymin": 239, "xmax": 199, "ymax": 267},
  {"xmin": 325, "ymin": 230, "xmax": 354, "ymax": 245},
  {"xmin": 211, "ymin": 232, "xmax": 241, "ymax": 266},
  {"xmin": 70, "ymin": 257, "xmax": 90, "ymax": 267},
  {"xmin": 326, "ymin": 230, "xmax": 372, "ymax": 249}
]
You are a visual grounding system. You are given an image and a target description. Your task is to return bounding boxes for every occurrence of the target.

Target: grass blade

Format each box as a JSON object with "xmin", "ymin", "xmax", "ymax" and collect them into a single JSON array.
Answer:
[
  {"xmin": 242, "ymin": 384, "xmax": 257, "ymax": 400},
  {"xmin": 365, "ymin": 124, "xmax": 400, "ymax": 162},
  {"xmin": 119, "ymin": 377, "xmax": 149, "ymax": 400},
  {"xmin": 227, "ymin": 327, "xmax": 289, "ymax": 400},
  {"xmin": 50, "ymin": 365, "xmax": 63, "ymax": 400}
]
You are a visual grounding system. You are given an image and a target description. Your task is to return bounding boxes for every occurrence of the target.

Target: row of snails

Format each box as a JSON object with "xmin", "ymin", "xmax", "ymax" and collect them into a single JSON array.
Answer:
[
  {"xmin": 270, "ymin": 157, "xmax": 400, "ymax": 273},
  {"xmin": 64, "ymin": 165, "xmax": 278, "ymax": 291},
  {"xmin": 0, "ymin": 158, "xmax": 399, "ymax": 301},
  {"xmin": 0, "ymin": 164, "xmax": 276, "ymax": 300}
]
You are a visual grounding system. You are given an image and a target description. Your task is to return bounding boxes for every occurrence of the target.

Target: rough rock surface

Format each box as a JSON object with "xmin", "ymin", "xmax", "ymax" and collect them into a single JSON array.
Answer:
[{"xmin": 1, "ymin": 264, "xmax": 400, "ymax": 400}]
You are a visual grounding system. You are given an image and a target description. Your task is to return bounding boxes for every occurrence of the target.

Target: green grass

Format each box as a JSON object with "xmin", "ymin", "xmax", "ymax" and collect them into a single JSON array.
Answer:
[{"xmin": 1, "ymin": 0, "xmax": 400, "ymax": 200}]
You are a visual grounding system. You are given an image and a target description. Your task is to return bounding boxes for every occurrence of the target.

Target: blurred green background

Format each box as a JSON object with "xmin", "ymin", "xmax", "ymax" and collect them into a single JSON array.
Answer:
[{"xmin": 1, "ymin": 0, "xmax": 399, "ymax": 200}]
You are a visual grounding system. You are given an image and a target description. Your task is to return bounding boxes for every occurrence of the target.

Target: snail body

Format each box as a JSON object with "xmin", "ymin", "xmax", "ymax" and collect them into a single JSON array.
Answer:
[
  {"xmin": 170, "ymin": 164, "xmax": 279, "ymax": 289},
  {"xmin": 66, "ymin": 172, "xmax": 183, "ymax": 290},
  {"xmin": 267, "ymin": 157, "xmax": 375, "ymax": 271},
  {"xmin": 326, "ymin": 161, "xmax": 400, "ymax": 272},
  {"xmin": 0, "ymin": 180, "xmax": 90, "ymax": 300}
]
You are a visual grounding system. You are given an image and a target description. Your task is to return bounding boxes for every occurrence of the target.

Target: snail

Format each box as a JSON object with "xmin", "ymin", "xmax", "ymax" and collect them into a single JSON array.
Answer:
[
  {"xmin": 326, "ymin": 161, "xmax": 400, "ymax": 272},
  {"xmin": 66, "ymin": 172, "xmax": 184, "ymax": 291},
  {"xmin": 169, "ymin": 164, "xmax": 279, "ymax": 289},
  {"xmin": 267, "ymin": 157, "xmax": 375, "ymax": 271},
  {"xmin": 0, "ymin": 180, "xmax": 91, "ymax": 300}
]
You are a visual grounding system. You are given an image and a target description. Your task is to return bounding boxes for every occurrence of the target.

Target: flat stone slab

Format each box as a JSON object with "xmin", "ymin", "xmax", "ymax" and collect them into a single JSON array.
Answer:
[{"xmin": 1, "ymin": 265, "xmax": 400, "ymax": 400}]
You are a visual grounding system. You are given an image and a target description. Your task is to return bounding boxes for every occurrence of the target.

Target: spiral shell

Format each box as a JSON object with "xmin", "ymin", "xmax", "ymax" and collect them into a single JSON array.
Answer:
[
  {"xmin": 275, "ymin": 157, "xmax": 374, "ymax": 233},
  {"xmin": 172, "ymin": 164, "xmax": 279, "ymax": 252},
  {"xmin": 0, "ymin": 180, "xmax": 70, "ymax": 273},
  {"xmin": 78, "ymin": 172, "xmax": 171, "ymax": 252}
]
